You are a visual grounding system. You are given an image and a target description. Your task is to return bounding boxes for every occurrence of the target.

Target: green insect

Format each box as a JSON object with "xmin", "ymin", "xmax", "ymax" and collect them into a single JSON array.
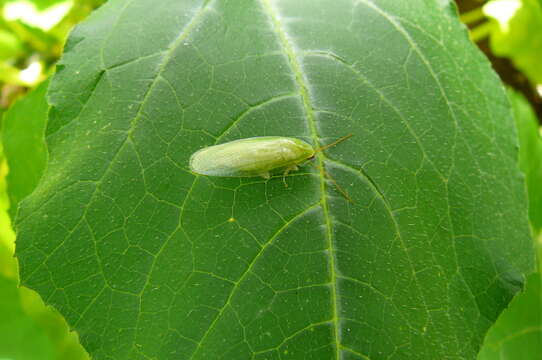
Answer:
[{"xmin": 189, "ymin": 134, "xmax": 352, "ymax": 192}]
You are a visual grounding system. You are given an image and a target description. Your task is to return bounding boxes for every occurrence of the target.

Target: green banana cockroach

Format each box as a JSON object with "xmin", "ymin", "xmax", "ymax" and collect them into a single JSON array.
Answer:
[
  {"xmin": 189, "ymin": 134, "xmax": 352, "ymax": 184},
  {"xmin": 189, "ymin": 134, "xmax": 353, "ymax": 202}
]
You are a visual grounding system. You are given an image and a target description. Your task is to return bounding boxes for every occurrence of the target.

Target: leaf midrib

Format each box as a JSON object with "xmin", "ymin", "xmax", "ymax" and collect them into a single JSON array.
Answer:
[{"xmin": 260, "ymin": 0, "xmax": 342, "ymax": 358}]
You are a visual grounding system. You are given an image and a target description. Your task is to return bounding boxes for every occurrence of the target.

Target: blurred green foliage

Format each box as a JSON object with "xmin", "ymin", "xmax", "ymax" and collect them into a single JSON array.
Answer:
[
  {"xmin": 0, "ymin": 0, "xmax": 106, "ymax": 106},
  {"xmin": 509, "ymin": 88, "xmax": 542, "ymax": 234},
  {"xmin": 2, "ymin": 79, "xmax": 48, "ymax": 218},
  {"xmin": 483, "ymin": 0, "xmax": 542, "ymax": 85},
  {"xmin": 0, "ymin": 1, "xmax": 104, "ymax": 359},
  {"xmin": 0, "ymin": 146, "xmax": 15, "ymax": 279}
]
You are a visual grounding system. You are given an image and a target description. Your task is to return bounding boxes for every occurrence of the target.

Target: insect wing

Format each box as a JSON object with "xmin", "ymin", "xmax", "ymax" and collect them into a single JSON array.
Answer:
[{"xmin": 190, "ymin": 137, "xmax": 284, "ymax": 177}]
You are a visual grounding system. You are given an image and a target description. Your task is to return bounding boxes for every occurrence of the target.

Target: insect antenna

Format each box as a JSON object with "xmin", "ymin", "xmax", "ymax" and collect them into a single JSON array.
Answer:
[{"xmin": 313, "ymin": 133, "xmax": 353, "ymax": 154}]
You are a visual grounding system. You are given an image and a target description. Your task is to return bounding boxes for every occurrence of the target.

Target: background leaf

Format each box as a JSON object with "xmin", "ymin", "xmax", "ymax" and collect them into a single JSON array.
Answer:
[
  {"xmin": 508, "ymin": 88, "xmax": 542, "ymax": 234},
  {"xmin": 16, "ymin": 0, "xmax": 535, "ymax": 359},
  {"xmin": 0, "ymin": 146, "xmax": 16, "ymax": 278},
  {"xmin": 0, "ymin": 28, "xmax": 22, "ymax": 60},
  {"xmin": 2, "ymin": 78, "xmax": 48, "ymax": 218},
  {"xmin": 0, "ymin": 274, "xmax": 56, "ymax": 360},
  {"xmin": 477, "ymin": 272, "xmax": 542, "ymax": 360}
]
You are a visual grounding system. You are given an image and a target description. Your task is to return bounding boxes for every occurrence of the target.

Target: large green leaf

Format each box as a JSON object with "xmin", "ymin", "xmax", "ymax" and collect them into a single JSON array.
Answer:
[
  {"xmin": 2, "ymin": 79, "xmax": 48, "ymax": 218},
  {"xmin": 15, "ymin": 0, "xmax": 535, "ymax": 359}
]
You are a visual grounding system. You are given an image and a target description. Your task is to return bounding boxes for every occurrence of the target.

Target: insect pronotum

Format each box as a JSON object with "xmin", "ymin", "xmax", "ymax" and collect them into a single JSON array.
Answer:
[{"xmin": 189, "ymin": 134, "xmax": 353, "ymax": 199}]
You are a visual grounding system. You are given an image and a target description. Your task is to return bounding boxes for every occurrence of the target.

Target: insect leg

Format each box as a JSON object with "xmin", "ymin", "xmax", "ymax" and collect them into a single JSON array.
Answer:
[
  {"xmin": 302, "ymin": 159, "xmax": 353, "ymax": 203},
  {"xmin": 323, "ymin": 167, "xmax": 353, "ymax": 203},
  {"xmin": 282, "ymin": 165, "xmax": 299, "ymax": 187}
]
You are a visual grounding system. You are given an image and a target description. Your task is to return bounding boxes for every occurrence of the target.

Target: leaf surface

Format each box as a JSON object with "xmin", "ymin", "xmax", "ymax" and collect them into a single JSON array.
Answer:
[{"xmin": 16, "ymin": 1, "xmax": 535, "ymax": 359}]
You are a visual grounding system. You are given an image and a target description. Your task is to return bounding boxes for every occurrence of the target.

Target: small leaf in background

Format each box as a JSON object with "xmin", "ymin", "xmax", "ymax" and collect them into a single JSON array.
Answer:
[
  {"xmin": 484, "ymin": 0, "xmax": 542, "ymax": 84},
  {"xmin": 508, "ymin": 88, "xmax": 542, "ymax": 234},
  {"xmin": 477, "ymin": 272, "xmax": 542, "ymax": 359},
  {"xmin": 0, "ymin": 275, "xmax": 56, "ymax": 360},
  {"xmin": 2, "ymin": 78, "xmax": 48, "ymax": 218},
  {"xmin": 0, "ymin": 149, "xmax": 16, "ymax": 278},
  {"xmin": 15, "ymin": 0, "xmax": 535, "ymax": 359}
]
